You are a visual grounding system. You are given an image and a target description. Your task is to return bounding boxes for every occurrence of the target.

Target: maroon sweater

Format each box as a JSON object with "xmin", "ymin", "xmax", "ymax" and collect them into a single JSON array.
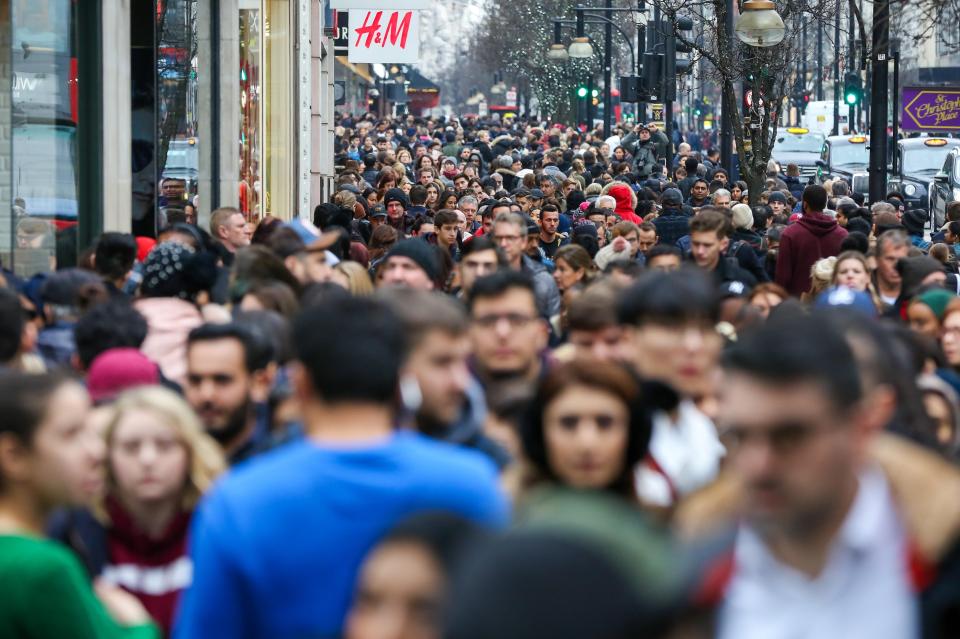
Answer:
[
  {"xmin": 775, "ymin": 211, "xmax": 848, "ymax": 297},
  {"xmin": 103, "ymin": 498, "xmax": 193, "ymax": 637}
]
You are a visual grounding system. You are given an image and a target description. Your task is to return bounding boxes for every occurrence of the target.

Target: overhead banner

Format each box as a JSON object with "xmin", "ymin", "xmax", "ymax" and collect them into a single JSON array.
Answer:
[
  {"xmin": 902, "ymin": 87, "xmax": 960, "ymax": 131},
  {"xmin": 348, "ymin": 9, "xmax": 420, "ymax": 64}
]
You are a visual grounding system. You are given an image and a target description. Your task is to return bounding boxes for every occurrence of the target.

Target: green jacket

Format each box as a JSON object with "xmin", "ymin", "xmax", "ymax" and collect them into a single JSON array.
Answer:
[{"xmin": 0, "ymin": 535, "xmax": 159, "ymax": 639}]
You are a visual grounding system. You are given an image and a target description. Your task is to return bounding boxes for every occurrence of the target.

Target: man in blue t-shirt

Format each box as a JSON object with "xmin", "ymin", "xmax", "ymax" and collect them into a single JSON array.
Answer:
[{"xmin": 175, "ymin": 296, "xmax": 508, "ymax": 639}]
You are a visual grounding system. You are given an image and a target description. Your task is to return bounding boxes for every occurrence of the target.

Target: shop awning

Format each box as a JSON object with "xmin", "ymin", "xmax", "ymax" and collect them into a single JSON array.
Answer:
[
  {"xmin": 335, "ymin": 57, "xmax": 373, "ymax": 84},
  {"xmin": 406, "ymin": 68, "xmax": 440, "ymax": 94}
]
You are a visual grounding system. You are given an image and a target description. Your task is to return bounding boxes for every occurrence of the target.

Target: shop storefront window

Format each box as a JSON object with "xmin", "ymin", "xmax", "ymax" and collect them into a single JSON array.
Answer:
[
  {"xmin": 156, "ymin": 0, "xmax": 200, "ymax": 227},
  {"xmin": 132, "ymin": 0, "xmax": 199, "ymax": 237},
  {"xmin": 240, "ymin": 3, "xmax": 262, "ymax": 218},
  {"xmin": 264, "ymin": 0, "xmax": 293, "ymax": 219},
  {"xmin": 5, "ymin": 0, "xmax": 80, "ymax": 276},
  {"xmin": 239, "ymin": 0, "xmax": 294, "ymax": 222}
]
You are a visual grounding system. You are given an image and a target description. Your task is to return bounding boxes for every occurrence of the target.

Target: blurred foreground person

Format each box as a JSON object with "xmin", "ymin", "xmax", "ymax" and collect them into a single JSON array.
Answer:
[
  {"xmin": 563, "ymin": 282, "xmax": 633, "ymax": 363},
  {"xmin": 174, "ymin": 297, "xmax": 507, "ymax": 638},
  {"xmin": 445, "ymin": 489, "xmax": 690, "ymax": 639},
  {"xmin": 344, "ymin": 514, "xmax": 485, "ymax": 639},
  {"xmin": 0, "ymin": 373, "xmax": 158, "ymax": 638},
  {"xmin": 619, "ymin": 269, "xmax": 726, "ymax": 507},
  {"xmin": 51, "ymin": 387, "xmax": 225, "ymax": 636},
  {"xmin": 380, "ymin": 289, "xmax": 508, "ymax": 468},
  {"xmin": 680, "ymin": 310, "xmax": 960, "ymax": 639},
  {"xmin": 519, "ymin": 358, "xmax": 669, "ymax": 502}
]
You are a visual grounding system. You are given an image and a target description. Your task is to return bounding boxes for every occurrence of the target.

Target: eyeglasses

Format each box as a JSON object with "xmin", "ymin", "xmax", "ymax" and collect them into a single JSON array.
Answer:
[
  {"xmin": 472, "ymin": 313, "xmax": 538, "ymax": 329},
  {"xmin": 943, "ymin": 325, "xmax": 960, "ymax": 338},
  {"xmin": 719, "ymin": 420, "xmax": 842, "ymax": 457}
]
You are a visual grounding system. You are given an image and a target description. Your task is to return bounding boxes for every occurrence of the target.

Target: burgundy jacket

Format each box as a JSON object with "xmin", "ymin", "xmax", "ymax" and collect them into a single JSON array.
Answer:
[{"xmin": 774, "ymin": 211, "xmax": 848, "ymax": 297}]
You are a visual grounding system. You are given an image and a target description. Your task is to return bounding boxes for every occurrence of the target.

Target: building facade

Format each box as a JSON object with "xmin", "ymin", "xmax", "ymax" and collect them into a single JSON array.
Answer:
[{"xmin": 0, "ymin": 0, "xmax": 335, "ymax": 279}]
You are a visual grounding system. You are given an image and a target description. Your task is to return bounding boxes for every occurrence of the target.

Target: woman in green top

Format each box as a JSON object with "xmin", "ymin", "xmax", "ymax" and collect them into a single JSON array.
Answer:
[{"xmin": 0, "ymin": 371, "xmax": 158, "ymax": 639}]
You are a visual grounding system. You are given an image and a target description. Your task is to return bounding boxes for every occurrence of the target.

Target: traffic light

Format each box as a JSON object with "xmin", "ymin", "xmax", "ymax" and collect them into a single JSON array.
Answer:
[
  {"xmin": 643, "ymin": 53, "xmax": 664, "ymax": 101},
  {"xmin": 665, "ymin": 16, "xmax": 694, "ymax": 100},
  {"xmin": 576, "ymin": 85, "xmax": 588, "ymax": 98},
  {"xmin": 672, "ymin": 17, "xmax": 695, "ymax": 79},
  {"xmin": 843, "ymin": 72, "xmax": 862, "ymax": 106}
]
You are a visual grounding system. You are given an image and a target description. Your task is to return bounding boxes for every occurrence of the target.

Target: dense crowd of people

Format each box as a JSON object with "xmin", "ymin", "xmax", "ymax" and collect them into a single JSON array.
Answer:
[{"xmin": 1, "ymin": 111, "xmax": 959, "ymax": 639}]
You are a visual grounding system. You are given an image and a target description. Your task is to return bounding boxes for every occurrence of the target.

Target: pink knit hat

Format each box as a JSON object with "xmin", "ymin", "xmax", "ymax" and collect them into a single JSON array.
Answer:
[{"xmin": 86, "ymin": 348, "xmax": 160, "ymax": 403}]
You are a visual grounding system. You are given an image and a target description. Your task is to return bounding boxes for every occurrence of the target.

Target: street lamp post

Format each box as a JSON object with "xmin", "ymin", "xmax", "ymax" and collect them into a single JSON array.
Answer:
[
  {"xmin": 734, "ymin": 0, "xmax": 785, "ymax": 47},
  {"xmin": 567, "ymin": 3, "xmax": 612, "ymax": 134},
  {"xmin": 832, "ymin": 9, "xmax": 840, "ymax": 135},
  {"xmin": 603, "ymin": 0, "xmax": 614, "ymax": 135},
  {"xmin": 869, "ymin": 0, "xmax": 890, "ymax": 202},
  {"xmin": 732, "ymin": 0, "xmax": 786, "ymax": 190},
  {"xmin": 720, "ymin": 0, "xmax": 734, "ymax": 174},
  {"xmin": 552, "ymin": 8, "xmax": 638, "ymax": 132}
]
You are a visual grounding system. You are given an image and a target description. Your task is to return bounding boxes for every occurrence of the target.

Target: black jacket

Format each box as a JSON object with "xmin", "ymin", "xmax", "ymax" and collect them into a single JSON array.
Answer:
[
  {"xmin": 710, "ymin": 256, "xmax": 758, "ymax": 288},
  {"xmin": 654, "ymin": 207, "xmax": 691, "ymax": 248},
  {"xmin": 728, "ymin": 232, "xmax": 770, "ymax": 283}
]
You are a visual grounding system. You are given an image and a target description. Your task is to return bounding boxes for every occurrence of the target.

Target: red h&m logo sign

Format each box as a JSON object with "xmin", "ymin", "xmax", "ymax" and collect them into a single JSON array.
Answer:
[{"xmin": 348, "ymin": 10, "xmax": 420, "ymax": 64}]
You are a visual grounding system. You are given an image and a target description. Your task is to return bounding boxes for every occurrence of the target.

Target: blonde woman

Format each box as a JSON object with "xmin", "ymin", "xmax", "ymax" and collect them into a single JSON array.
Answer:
[
  {"xmin": 52, "ymin": 387, "xmax": 225, "ymax": 636},
  {"xmin": 831, "ymin": 250, "xmax": 883, "ymax": 309},
  {"xmin": 801, "ymin": 256, "xmax": 837, "ymax": 304},
  {"xmin": 332, "ymin": 261, "xmax": 375, "ymax": 297}
]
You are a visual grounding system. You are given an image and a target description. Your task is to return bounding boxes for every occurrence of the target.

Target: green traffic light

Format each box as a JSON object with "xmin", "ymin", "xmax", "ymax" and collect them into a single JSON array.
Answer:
[
  {"xmin": 845, "ymin": 93, "xmax": 858, "ymax": 105},
  {"xmin": 577, "ymin": 87, "xmax": 588, "ymax": 98}
]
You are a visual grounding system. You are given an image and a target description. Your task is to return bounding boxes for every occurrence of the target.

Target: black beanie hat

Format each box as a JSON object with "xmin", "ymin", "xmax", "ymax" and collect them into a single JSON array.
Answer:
[
  {"xmin": 661, "ymin": 188, "xmax": 683, "ymax": 206},
  {"xmin": 566, "ymin": 190, "xmax": 586, "ymax": 212},
  {"xmin": 383, "ymin": 188, "xmax": 409, "ymax": 210},
  {"xmin": 902, "ymin": 208, "xmax": 927, "ymax": 235},
  {"xmin": 385, "ymin": 239, "xmax": 441, "ymax": 283}
]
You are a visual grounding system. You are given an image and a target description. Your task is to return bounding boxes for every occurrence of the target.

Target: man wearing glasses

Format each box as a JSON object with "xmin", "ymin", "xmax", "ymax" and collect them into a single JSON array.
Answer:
[
  {"xmin": 680, "ymin": 310, "xmax": 960, "ymax": 639},
  {"xmin": 491, "ymin": 212, "xmax": 560, "ymax": 321},
  {"xmin": 467, "ymin": 270, "xmax": 548, "ymax": 388}
]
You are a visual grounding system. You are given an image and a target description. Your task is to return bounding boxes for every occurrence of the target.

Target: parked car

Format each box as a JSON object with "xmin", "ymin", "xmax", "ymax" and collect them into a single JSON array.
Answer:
[
  {"xmin": 928, "ymin": 145, "xmax": 960, "ymax": 230},
  {"xmin": 888, "ymin": 137, "xmax": 954, "ymax": 218},
  {"xmin": 771, "ymin": 127, "xmax": 825, "ymax": 184},
  {"xmin": 816, "ymin": 135, "xmax": 870, "ymax": 197}
]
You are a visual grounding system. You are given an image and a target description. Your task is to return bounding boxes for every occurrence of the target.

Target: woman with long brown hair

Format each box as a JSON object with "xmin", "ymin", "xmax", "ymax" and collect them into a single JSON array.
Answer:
[{"xmin": 519, "ymin": 358, "xmax": 667, "ymax": 502}]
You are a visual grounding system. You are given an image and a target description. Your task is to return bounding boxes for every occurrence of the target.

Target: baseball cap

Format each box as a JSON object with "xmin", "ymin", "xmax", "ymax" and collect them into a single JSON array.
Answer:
[
  {"xmin": 814, "ymin": 286, "xmax": 876, "ymax": 316},
  {"xmin": 40, "ymin": 268, "xmax": 100, "ymax": 306}
]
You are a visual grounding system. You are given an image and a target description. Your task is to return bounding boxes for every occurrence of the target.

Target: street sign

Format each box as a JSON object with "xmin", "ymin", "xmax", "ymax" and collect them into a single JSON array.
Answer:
[
  {"xmin": 333, "ymin": 11, "xmax": 349, "ymax": 54},
  {"xmin": 902, "ymin": 87, "xmax": 960, "ymax": 131},
  {"xmin": 478, "ymin": 101, "xmax": 488, "ymax": 117},
  {"xmin": 348, "ymin": 9, "xmax": 420, "ymax": 64},
  {"xmin": 505, "ymin": 90, "xmax": 517, "ymax": 107},
  {"xmin": 650, "ymin": 103, "xmax": 664, "ymax": 122}
]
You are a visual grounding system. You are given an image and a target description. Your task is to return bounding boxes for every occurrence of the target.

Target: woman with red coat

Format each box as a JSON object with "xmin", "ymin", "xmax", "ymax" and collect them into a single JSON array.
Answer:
[{"xmin": 604, "ymin": 183, "xmax": 643, "ymax": 225}]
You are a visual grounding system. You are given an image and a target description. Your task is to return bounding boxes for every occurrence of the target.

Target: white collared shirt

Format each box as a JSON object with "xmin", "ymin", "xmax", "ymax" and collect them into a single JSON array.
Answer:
[{"xmin": 718, "ymin": 467, "xmax": 920, "ymax": 639}]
